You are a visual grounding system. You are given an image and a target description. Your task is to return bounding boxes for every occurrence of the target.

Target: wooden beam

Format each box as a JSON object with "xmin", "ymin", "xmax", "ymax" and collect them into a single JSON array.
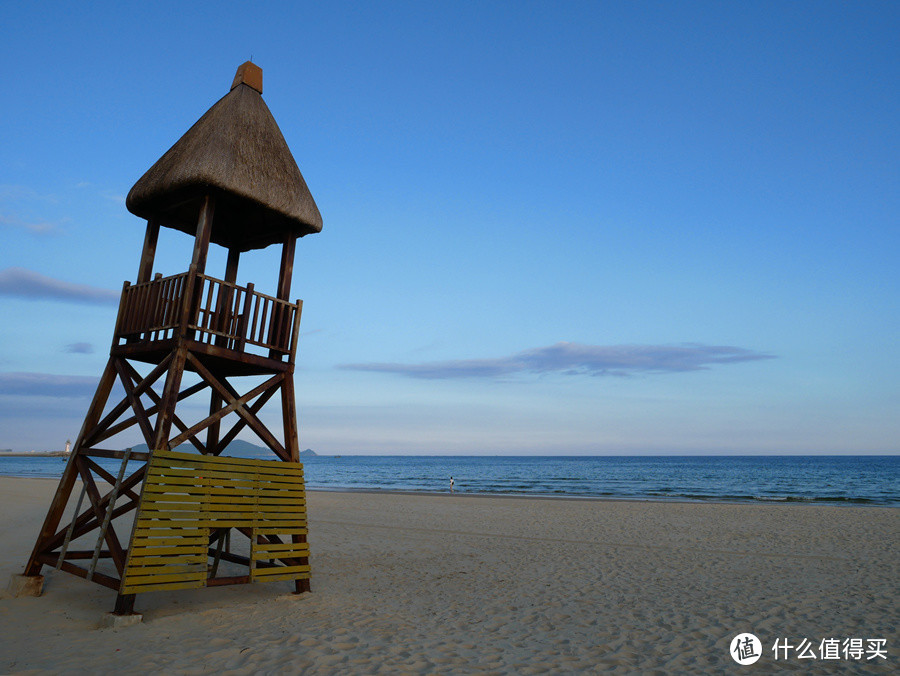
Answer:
[
  {"xmin": 25, "ymin": 359, "xmax": 117, "ymax": 576},
  {"xmin": 137, "ymin": 219, "xmax": 160, "ymax": 284},
  {"xmin": 83, "ymin": 457, "xmax": 141, "ymax": 503},
  {"xmin": 45, "ymin": 467, "xmax": 145, "ymax": 552},
  {"xmin": 36, "ymin": 555, "xmax": 121, "ymax": 591},
  {"xmin": 85, "ymin": 354, "xmax": 172, "ymax": 447},
  {"xmin": 152, "ymin": 347, "xmax": 189, "ymax": 450},
  {"xmin": 77, "ymin": 459, "xmax": 127, "ymax": 575},
  {"xmin": 190, "ymin": 195, "xmax": 215, "ymax": 276},
  {"xmin": 212, "ymin": 385, "xmax": 279, "ymax": 456},
  {"xmin": 225, "ymin": 248, "xmax": 240, "ymax": 284},
  {"xmin": 114, "ymin": 359, "xmax": 155, "ymax": 448},
  {"xmin": 281, "ymin": 375, "xmax": 300, "ymax": 463},
  {"xmin": 121, "ymin": 360, "xmax": 206, "ymax": 454},
  {"xmin": 93, "ymin": 380, "xmax": 207, "ymax": 445},
  {"xmin": 168, "ymin": 358, "xmax": 284, "ymax": 453},
  {"xmin": 277, "ymin": 234, "xmax": 296, "ymax": 301},
  {"xmin": 183, "ymin": 353, "xmax": 288, "ymax": 460}
]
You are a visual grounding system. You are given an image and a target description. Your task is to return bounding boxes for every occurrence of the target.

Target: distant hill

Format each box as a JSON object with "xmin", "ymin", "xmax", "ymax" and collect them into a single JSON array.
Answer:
[{"xmin": 126, "ymin": 441, "xmax": 316, "ymax": 458}]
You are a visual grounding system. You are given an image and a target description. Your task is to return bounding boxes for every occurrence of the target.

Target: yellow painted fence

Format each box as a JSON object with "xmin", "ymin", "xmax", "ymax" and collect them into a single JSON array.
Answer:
[{"xmin": 121, "ymin": 449, "xmax": 309, "ymax": 594}]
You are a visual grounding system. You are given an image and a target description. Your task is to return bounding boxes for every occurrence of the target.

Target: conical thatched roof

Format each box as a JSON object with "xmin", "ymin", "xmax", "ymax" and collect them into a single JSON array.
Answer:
[{"xmin": 126, "ymin": 62, "xmax": 322, "ymax": 251}]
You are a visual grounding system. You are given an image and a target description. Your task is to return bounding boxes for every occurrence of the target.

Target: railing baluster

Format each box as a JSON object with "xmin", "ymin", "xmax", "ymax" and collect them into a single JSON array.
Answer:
[
  {"xmin": 258, "ymin": 298, "xmax": 269, "ymax": 347},
  {"xmin": 237, "ymin": 283, "xmax": 253, "ymax": 352},
  {"xmin": 203, "ymin": 277, "xmax": 216, "ymax": 342}
]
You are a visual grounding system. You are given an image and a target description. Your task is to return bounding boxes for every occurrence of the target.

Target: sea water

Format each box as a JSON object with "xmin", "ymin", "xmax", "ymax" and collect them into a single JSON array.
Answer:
[{"xmin": 0, "ymin": 454, "xmax": 896, "ymax": 506}]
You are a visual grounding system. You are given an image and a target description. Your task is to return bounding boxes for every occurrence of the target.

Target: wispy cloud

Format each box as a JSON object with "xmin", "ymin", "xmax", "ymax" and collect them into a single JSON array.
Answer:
[
  {"xmin": 0, "ymin": 372, "xmax": 98, "ymax": 398},
  {"xmin": 0, "ymin": 268, "xmax": 119, "ymax": 305},
  {"xmin": 0, "ymin": 213, "xmax": 65, "ymax": 235},
  {"xmin": 0, "ymin": 184, "xmax": 57, "ymax": 202},
  {"xmin": 339, "ymin": 342, "xmax": 776, "ymax": 379},
  {"xmin": 101, "ymin": 190, "xmax": 126, "ymax": 205},
  {"xmin": 63, "ymin": 342, "xmax": 95, "ymax": 354}
]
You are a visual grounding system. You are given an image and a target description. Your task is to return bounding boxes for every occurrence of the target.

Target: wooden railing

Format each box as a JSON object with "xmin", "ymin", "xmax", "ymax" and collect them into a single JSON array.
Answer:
[{"xmin": 113, "ymin": 272, "xmax": 300, "ymax": 360}]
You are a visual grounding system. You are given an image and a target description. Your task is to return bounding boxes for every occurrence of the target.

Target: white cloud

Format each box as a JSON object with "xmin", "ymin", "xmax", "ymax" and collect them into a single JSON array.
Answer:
[
  {"xmin": 0, "ymin": 267, "xmax": 119, "ymax": 305},
  {"xmin": 340, "ymin": 342, "xmax": 776, "ymax": 379}
]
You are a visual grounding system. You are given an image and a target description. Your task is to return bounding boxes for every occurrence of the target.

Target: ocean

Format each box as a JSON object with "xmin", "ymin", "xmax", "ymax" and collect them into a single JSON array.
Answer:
[{"xmin": 0, "ymin": 454, "xmax": 896, "ymax": 506}]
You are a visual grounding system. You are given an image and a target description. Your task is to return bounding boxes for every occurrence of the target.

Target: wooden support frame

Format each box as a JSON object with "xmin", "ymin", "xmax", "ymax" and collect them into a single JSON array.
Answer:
[{"xmin": 23, "ymin": 342, "xmax": 308, "ymax": 609}]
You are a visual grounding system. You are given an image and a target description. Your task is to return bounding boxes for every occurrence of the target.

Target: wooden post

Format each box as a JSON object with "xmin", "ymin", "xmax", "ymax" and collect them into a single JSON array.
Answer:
[
  {"xmin": 191, "ymin": 196, "xmax": 215, "ymax": 276},
  {"xmin": 277, "ymin": 235, "xmax": 296, "ymax": 301},
  {"xmin": 152, "ymin": 347, "xmax": 189, "ymax": 451},
  {"xmin": 225, "ymin": 247, "xmax": 240, "ymax": 284},
  {"xmin": 270, "ymin": 235, "xmax": 296, "ymax": 358},
  {"xmin": 136, "ymin": 219, "xmax": 160, "ymax": 284}
]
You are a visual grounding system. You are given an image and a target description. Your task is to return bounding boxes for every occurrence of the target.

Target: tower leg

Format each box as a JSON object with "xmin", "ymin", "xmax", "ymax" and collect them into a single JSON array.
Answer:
[
  {"xmin": 152, "ymin": 347, "xmax": 188, "ymax": 450},
  {"xmin": 113, "ymin": 592, "xmax": 136, "ymax": 616},
  {"xmin": 24, "ymin": 359, "xmax": 117, "ymax": 576}
]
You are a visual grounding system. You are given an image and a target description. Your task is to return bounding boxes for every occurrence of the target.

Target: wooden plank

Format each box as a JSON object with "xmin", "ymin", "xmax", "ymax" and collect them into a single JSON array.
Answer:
[
  {"xmin": 132, "ymin": 526, "xmax": 206, "ymax": 536},
  {"xmin": 130, "ymin": 538, "xmax": 209, "ymax": 549},
  {"xmin": 251, "ymin": 520, "xmax": 307, "ymax": 529},
  {"xmin": 124, "ymin": 563, "xmax": 207, "ymax": 576},
  {"xmin": 142, "ymin": 492, "xmax": 208, "ymax": 503},
  {"xmin": 37, "ymin": 556, "xmax": 121, "ymax": 591},
  {"xmin": 255, "ymin": 527, "xmax": 308, "ymax": 535},
  {"xmin": 252, "ymin": 546, "xmax": 310, "ymax": 559},
  {"xmin": 128, "ymin": 555, "xmax": 207, "ymax": 567},
  {"xmin": 251, "ymin": 564, "xmax": 311, "ymax": 578},
  {"xmin": 125, "ymin": 561, "xmax": 207, "ymax": 584},
  {"xmin": 253, "ymin": 542, "xmax": 310, "ymax": 553},
  {"xmin": 155, "ymin": 448, "xmax": 296, "ymax": 469},
  {"xmin": 250, "ymin": 570, "xmax": 311, "ymax": 583},
  {"xmin": 122, "ymin": 579, "xmax": 205, "ymax": 594},
  {"xmin": 144, "ymin": 471, "xmax": 259, "ymax": 486},
  {"xmin": 253, "ymin": 505, "xmax": 307, "ymax": 515}
]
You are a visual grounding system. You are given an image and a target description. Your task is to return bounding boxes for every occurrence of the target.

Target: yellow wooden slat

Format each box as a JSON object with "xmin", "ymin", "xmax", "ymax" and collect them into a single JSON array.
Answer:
[
  {"xmin": 121, "ymin": 579, "xmax": 206, "ymax": 594},
  {"xmin": 253, "ymin": 504, "xmax": 306, "ymax": 513},
  {"xmin": 252, "ymin": 521, "xmax": 307, "ymax": 529},
  {"xmin": 154, "ymin": 449, "xmax": 303, "ymax": 471},
  {"xmin": 255, "ymin": 528, "xmax": 308, "ymax": 535},
  {"xmin": 143, "ymin": 493, "xmax": 208, "ymax": 503},
  {"xmin": 128, "ymin": 555, "xmax": 208, "ymax": 566},
  {"xmin": 253, "ymin": 542, "xmax": 310, "ymax": 553},
  {"xmin": 134, "ymin": 527, "xmax": 209, "ymax": 542},
  {"xmin": 124, "ymin": 563, "xmax": 207, "ymax": 576},
  {"xmin": 252, "ymin": 564, "xmax": 311, "ymax": 577},
  {"xmin": 249, "ymin": 570, "xmax": 311, "ymax": 583},
  {"xmin": 129, "ymin": 545, "xmax": 207, "ymax": 557},
  {"xmin": 145, "ymin": 470, "xmax": 259, "ymax": 486},
  {"xmin": 130, "ymin": 540, "xmax": 208, "ymax": 551},
  {"xmin": 122, "ymin": 570, "xmax": 207, "ymax": 585},
  {"xmin": 252, "ymin": 549, "xmax": 310, "ymax": 560}
]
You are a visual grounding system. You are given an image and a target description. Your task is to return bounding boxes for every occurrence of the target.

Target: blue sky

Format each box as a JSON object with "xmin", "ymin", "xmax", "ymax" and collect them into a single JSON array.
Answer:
[{"xmin": 0, "ymin": 1, "xmax": 897, "ymax": 454}]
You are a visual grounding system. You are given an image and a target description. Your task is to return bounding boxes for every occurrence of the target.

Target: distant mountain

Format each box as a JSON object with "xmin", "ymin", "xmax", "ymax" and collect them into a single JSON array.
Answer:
[{"xmin": 126, "ymin": 441, "xmax": 316, "ymax": 459}]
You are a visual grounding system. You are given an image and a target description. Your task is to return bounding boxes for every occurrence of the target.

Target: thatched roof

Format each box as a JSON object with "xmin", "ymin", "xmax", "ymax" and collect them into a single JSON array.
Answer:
[{"xmin": 126, "ymin": 62, "xmax": 322, "ymax": 251}]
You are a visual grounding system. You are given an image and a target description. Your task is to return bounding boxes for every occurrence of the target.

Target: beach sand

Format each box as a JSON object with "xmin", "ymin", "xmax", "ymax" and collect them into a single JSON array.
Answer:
[{"xmin": 0, "ymin": 476, "xmax": 896, "ymax": 674}]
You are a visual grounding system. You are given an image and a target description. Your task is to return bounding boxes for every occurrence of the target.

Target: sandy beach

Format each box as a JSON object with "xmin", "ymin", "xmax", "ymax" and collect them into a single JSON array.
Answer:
[{"xmin": 0, "ymin": 476, "xmax": 896, "ymax": 674}]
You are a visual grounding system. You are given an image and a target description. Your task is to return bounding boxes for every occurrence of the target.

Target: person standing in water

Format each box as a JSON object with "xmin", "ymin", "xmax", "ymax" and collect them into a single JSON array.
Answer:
[{"xmin": 450, "ymin": 476, "xmax": 455, "ymax": 493}]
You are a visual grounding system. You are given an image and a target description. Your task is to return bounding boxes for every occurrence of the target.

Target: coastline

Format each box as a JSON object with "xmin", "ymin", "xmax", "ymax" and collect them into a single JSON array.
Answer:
[{"xmin": 1, "ymin": 476, "xmax": 897, "ymax": 673}]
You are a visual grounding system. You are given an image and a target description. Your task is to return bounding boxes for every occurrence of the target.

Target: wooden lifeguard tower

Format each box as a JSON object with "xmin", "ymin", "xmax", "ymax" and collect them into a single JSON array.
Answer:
[{"xmin": 19, "ymin": 62, "xmax": 321, "ymax": 616}]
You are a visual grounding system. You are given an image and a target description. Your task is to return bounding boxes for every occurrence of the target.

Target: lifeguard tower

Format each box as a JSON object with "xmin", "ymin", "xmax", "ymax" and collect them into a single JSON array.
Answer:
[{"xmin": 17, "ymin": 62, "xmax": 320, "ymax": 617}]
